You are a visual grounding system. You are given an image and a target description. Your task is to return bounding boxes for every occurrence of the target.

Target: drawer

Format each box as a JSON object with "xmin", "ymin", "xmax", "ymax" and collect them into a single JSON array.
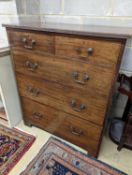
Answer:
[
  {"xmin": 12, "ymin": 50, "xmax": 114, "ymax": 97},
  {"xmin": 17, "ymin": 73, "xmax": 108, "ymax": 126},
  {"xmin": 7, "ymin": 29, "xmax": 54, "ymax": 54},
  {"xmin": 55, "ymin": 35, "xmax": 123, "ymax": 66},
  {"xmin": 22, "ymin": 97, "xmax": 102, "ymax": 156}
]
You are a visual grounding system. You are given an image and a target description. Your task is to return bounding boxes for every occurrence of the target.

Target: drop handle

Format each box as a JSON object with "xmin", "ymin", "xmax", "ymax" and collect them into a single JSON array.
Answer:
[
  {"xmin": 70, "ymin": 100, "xmax": 86, "ymax": 112},
  {"xmin": 22, "ymin": 37, "xmax": 36, "ymax": 50},
  {"xmin": 24, "ymin": 39, "xmax": 36, "ymax": 50},
  {"xmin": 72, "ymin": 71, "xmax": 90, "ymax": 85},
  {"xmin": 70, "ymin": 126, "xmax": 84, "ymax": 136},
  {"xmin": 27, "ymin": 86, "xmax": 40, "ymax": 97},
  {"xmin": 84, "ymin": 74, "xmax": 90, "ymax": 81},
  {"xmin": 32, "ymin": 112, "xmax": 43, "ymax": 119},
  {"xmin": 22, "ymin": 37, "xmax": 27, "ymax": 43},
  {"xmin": 25, "ymin": 60, "xmax": 38, "ymax": 71}
]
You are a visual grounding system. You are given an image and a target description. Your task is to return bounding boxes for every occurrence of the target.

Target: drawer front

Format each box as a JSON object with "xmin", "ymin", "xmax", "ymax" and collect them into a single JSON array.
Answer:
[
  {"xmin": 17, "ymin": 74, "xmax": 108, "ymax": 125},
  {"xmin": 22, "ymin": 97, "xmax": 102, "ymax": 156},
  {"xmin": 7, "ymin": 29, "xmax": 54, "ymax": 54},
  {"xmin": 55, "ymin": 35, "xmax": 123, "ymax": 66},
  {"xmin": 12, "ymin": 50, "xmax": 114, "ymax": 97}
]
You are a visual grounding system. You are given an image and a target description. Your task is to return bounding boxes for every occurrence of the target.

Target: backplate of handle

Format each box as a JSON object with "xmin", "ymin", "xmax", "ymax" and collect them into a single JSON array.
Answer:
[
  {"xmin": 22, "ymin": 37, "xmax": 36, "ymax": 50},
  {"xmin": 75, "ymin": 47, "xmax": 94, "ymax": 55},
  {"xmin": 70, "ymin": 100, "xmax": 86, "ymax": 112},
  {"xmin": 72, "ymin": 71, "xmax": 90, "ymax": 85},
  {"xmin": 70, "ymin": 126, "xmax": 84, "ymax": 136},
  {"xmin": 27, "ymin": 86, "xmax": 40, "ymax": 97},
  {"xmin": 25, "ymin": 60, "xmax": 38, "ymax": 71},
  {"xmin": 75, "ymin": 47, "xmax": 81, "ymax": 54},
  {"xmin": 33, "ymin": 112, "xmax": 43, "ymax": 119}
]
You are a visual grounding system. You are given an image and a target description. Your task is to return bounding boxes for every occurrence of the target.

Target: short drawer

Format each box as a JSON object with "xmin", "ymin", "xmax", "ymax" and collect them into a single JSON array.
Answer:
[
  {"xmin": 55, "ymin": 35, "xmax": 123, "ymax": 66},
  {"xmin": 17, "ymin": 73, "xmax": 108, "ymax": 126},
  {"xmin": 12, "ymin": 50, "xmax": 114, "ymax": 98},
  {"xmin": 7, "ymin": 29, "xmax": 54, "ymax": 54},
  {"xmin": 22, "ymin": 97, "xmax": 102, "ymax": 156}
]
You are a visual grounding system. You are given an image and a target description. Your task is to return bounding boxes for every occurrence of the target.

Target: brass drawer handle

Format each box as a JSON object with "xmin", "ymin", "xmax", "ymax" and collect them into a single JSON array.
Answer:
[
  {"xmin": 70, "ymin": 100, "xmax": 86, "ymax": 112},
  {"xmin": 27, "ymin": 86, "xmax": 40, "ymax": 97},
  {"xmin": 25, "ymin": 60, "xmax": 38, "ymax": 71},
  {"xmin": 32, "ymin": 112, "xmax": 43, "ymax": 119},
  {"xmin": 70, "ymin": 126, "xmax": 84, "ymax": 136},
  {"xmin": 22, "ymin": 37, "xmax": 36, "ymax": 50},
  {"xmin": 72, "ymin": 71, "xmax": 90, "ymax": 85},
  {"xmin": 75, "ymin": 47, "xmax": 81, "ymax": 54}
]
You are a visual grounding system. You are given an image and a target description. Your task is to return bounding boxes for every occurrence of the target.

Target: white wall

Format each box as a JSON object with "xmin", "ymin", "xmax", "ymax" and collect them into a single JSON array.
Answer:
[
  {"xmin": 1, "ymin": 0, "xmax": 132, "ymax": 72},
  {"xmin": 0, "ymin": 0, "xmax": 18, "ymax": 48},
  {"xmin": 39, "ymin": 0, "xmax": 132, "ymax": 72},
  {"xmin": 0, "ymin": 0, "xmax": 131, "ymax": 126},
  {"xmin": 0, "ymin": 53, "xmax": 22, "ymax": 127},
  {"xmin": 0, "ymin": 1, "xmax": 20, "ymax": 127}
]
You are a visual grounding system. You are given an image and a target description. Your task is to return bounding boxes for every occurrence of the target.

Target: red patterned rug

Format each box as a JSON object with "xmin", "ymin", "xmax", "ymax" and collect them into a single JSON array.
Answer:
[
  {"xmin": 21, "ymin": 137, "xmax": 127, "ymax": 175},
  {"xmin": 0, "ymin": 124, "xmax": 35, "ymax": 175}
]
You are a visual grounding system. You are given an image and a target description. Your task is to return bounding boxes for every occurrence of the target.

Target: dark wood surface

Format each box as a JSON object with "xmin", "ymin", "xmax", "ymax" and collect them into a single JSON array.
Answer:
[
  {"xmin": 3, "ymin": 22, "xmax": 132, "ymax": 39},
  {"xmin": 12, "ymin": 50, "xmax": 115, "ymax": 97},
  {"xmin": 6, "ymin": 25, "xmax": 127, "ymax": 157},
  {"xmin": 55, "ymin": 35, "xmax": 123, "ymax": 65},
  {"xmin": 16, "ymin": 73, "xmax": 108, "ymax": 126},
  {"xmin": 7, "ymin": 29, "xmax": 54, "ymax": 54},
  {"xmin": 22, "ymin": 97, "xmax": 102, "ymax": 157},
  {"xmin": 109, "ymin": 74, "xmax": 132, "ymax": 151}
]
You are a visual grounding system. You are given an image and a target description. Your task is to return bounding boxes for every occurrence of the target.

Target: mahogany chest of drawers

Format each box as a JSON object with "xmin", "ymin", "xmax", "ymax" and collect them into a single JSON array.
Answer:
[{"xmin": 4, "ymin": 23, "xmax": 128, "ymax": 157}]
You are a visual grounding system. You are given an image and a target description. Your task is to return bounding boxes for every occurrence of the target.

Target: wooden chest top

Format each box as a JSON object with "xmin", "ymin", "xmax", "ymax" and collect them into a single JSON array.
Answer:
[{"xmin": 3, "ymin": 22, "xmax": 132, "ymax": 39}]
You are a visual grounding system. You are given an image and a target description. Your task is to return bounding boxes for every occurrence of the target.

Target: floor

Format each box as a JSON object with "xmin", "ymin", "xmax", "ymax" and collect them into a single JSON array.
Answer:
[
  {"xmin": 8, "ymin": 120, "xmax": 132, "ymax": 175},
  {"xmin": 5, "ymin": 86, "xmax": 132, "ymax": 175}
]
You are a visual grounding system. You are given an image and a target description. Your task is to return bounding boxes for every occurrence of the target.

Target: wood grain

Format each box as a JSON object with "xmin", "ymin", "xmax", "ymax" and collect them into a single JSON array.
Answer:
[
  {"xmin": 12, "ymin": 50, "xmax": 115, "ymax": 97},
  {"xmin": 7, "ymin": 29, "xmax": 54, "ymax": 54},
  {"xmin": 22, "ymin": 97, "xmax": 102, "ymax": 156},
  {"xmin": 55, "ymin": 35, "xmax": 123, "ymax": 65},
  {"xmin": 6, "ymin": 27, "xmax": 126, "ymax": 157},
  {"xmin": 16, "ymin": 73, "xmax": 110, "ymax": 126}
]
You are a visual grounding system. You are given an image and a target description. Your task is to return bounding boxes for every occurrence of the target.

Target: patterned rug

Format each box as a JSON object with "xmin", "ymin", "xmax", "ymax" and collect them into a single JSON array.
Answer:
[
  {"xmin": 21, "ymin": 137, "xmax": 127, "ymax": 175},
  {"xmin": 0, "ymin": 125, "xmax": 35, "ymax": 175}
]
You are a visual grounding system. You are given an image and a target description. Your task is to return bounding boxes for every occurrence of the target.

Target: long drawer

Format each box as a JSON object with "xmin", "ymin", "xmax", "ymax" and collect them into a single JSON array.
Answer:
[
  {"xmin": 12, "ymin": 50, "xmax": 114, "ymax": 97},
  {"xmin": 16, "ymin": 73, "xmax": 109, "ymax": 126},
  {"xmin": 55, "ymin": 35, "xmax": 123, "ymax": 66},
  {"xmin": 22, "ymin": 97, "xmax": 102, "ymax": 156},
  {"xmin": 7, "ymin": 29, "xmax": 54, "ymax": 54}
]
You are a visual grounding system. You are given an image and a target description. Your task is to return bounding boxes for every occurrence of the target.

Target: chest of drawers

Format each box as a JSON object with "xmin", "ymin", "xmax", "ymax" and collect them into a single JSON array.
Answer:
[{"xmin": 4, "ymin": 23, "xmax": 128, "ymax": 157}]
